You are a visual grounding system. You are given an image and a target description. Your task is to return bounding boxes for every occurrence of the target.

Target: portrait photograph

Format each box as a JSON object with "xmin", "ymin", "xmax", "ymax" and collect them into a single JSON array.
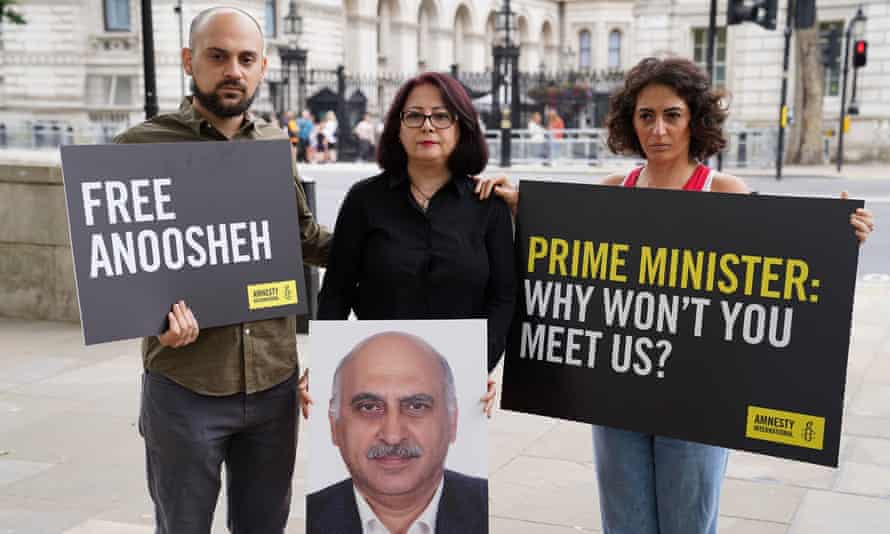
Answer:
[{"xmin": 306, "ymin": 319, "xmax": 489, "ymax": 534}]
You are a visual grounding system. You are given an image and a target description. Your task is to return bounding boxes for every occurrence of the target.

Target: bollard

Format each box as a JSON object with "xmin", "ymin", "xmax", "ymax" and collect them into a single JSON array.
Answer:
[{"xmin": 296, "ymin": 176, "xmax": 320, "ymax": 334}]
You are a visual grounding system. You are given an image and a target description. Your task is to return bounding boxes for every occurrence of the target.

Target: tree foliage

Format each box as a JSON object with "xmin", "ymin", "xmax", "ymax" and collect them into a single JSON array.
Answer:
[{"xmin": 1, "ymin": 0, "xmax": 26, "ymax": 25}]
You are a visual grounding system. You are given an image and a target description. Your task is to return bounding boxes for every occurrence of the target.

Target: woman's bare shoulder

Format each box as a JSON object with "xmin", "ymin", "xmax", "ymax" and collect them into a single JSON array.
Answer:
[
  {"xmin": 710, "ymin": 172, "xmax": 750, "ymax": 194},
  {"xmin": 602, "ymin": 173, "xmax": 626, "ymax": 186}
]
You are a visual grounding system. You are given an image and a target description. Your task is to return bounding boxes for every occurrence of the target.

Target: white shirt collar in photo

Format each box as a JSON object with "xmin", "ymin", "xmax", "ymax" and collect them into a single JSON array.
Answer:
[{"xmin": 353, "ymin": 476, "xmax": 445, "ymax": 534}]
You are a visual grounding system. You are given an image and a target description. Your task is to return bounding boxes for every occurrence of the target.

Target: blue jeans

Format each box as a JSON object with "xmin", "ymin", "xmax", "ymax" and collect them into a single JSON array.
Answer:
[{"xmin": 592, "ymin": 426, "xmax": 728, "ymax": 534}]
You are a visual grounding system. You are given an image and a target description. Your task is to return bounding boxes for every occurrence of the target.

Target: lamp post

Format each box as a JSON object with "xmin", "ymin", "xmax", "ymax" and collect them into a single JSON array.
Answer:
[
  {"xmin": 280, "ymin": 0, "xmax": 307, "ymax": 115},
  {"xmin": 492, "ymin": 0, "xmax": 520, "ymax": 167},
  {"xmin": 837, "ymin": 6, "xmax": 867, "ymax": 173}
]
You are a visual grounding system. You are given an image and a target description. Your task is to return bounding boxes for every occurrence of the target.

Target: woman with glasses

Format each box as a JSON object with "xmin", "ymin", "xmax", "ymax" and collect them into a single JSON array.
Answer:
[{"xmin": 314, "ymin": 72, "xmax": 515, "ymax": 416}]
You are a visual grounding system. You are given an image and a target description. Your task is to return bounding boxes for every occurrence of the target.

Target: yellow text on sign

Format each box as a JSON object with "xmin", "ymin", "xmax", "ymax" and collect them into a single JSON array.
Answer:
[
  {"xmin": 745, "ymin": 406, "xmax": 825, "ymax": 450},
  {"xmin": 247, "ymin": 280, "xmax": 298, "ymax": 310}
]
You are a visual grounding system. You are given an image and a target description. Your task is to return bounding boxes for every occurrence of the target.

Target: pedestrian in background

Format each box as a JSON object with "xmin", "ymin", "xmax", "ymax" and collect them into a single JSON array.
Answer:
[
  {"xmin": 353, "ymin": 112, "xmax": 376, "ymax": 162},
  {"xmin": 322, "ymin": 110, "xmax": 338, "ymax": 162},
  {"xmin": 546, "ymin": 107, "xmax": 565, "ymax": 163}
]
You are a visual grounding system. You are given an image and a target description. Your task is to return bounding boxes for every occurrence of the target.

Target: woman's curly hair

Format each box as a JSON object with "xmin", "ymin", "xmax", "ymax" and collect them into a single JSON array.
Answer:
[{"xmin": 606, "ymin": 57, "xmax": 729, "ymax": 161}]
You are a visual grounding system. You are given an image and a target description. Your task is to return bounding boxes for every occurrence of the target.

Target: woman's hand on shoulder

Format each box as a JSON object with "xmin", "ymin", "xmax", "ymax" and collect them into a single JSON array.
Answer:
[
  {"xmin": 473, "ymin": 175, "xmax": 518, "ymax": 217},
  {"xmin": 711, "ymin": 173, "xmax": 751, "ymax": 194},
  {"xmin": 842, "ymin": 191, "xmax": 875, "ymax": 244}
]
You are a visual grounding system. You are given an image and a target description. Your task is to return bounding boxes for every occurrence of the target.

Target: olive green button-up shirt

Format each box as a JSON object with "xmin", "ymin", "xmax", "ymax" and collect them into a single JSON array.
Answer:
[{"xmin": 114, "ymin": 97, "xmax": 331, "ymax": 395}]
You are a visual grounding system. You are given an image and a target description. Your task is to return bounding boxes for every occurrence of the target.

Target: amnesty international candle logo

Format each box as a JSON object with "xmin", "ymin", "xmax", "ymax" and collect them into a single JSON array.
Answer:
[
  {"xmin": 745, "ymin": 406, "xmax": 825, "ymax": 451},
  {"xmin": 248, "ymin": 280, "xmax": 298, "ymax": 310},
  {"xmin": 61, "ymin": 141, "xmax": 307, "ymax": 345}
]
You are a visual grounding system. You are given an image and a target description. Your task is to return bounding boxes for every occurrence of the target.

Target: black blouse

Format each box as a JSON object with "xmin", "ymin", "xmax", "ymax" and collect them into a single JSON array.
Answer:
[{"xmin": 317, "ymin": 170, "xmax": 516, "ymax": 371}]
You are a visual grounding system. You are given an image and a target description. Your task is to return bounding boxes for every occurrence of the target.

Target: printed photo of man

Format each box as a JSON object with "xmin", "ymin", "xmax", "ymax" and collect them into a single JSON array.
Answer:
[{"xmin": 307, "ymin": 330, "xmax": 487, "ymax": 534}]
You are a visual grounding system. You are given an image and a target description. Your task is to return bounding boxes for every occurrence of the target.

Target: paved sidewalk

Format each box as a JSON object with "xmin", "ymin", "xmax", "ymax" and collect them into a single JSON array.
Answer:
[{"xmin": 1, "ymin": 281, "xmax": 889, "ymax": 533}]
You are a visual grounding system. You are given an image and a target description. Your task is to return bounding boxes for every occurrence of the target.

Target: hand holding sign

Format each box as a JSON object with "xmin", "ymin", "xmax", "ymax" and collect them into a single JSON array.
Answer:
[
  {"xmin": 158, "ymin": 300, "xmax": 199, "ymax": 348},
  {"xmin": 841, "ymin": 191, "xmax": 875, "ymax": 242}
]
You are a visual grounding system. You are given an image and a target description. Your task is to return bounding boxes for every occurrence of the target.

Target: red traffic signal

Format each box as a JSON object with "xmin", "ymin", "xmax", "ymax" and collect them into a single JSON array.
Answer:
[{"xmin": 853, "ymin": 40, "xmax": 867, "ymax": 68}]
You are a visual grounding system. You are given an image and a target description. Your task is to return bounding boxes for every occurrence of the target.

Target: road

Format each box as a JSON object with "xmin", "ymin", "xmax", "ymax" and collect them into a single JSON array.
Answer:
[{"xmin": 302, "ymin": 164, "xmax": 889, "ymax": 283}]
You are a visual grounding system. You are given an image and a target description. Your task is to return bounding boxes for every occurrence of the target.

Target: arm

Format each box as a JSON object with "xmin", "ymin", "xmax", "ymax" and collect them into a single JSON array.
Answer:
[
  {"xmin": 293, "ymin": 168, "xmax": 332, "ymax": 267},
  {"xmin": 317, "ymin": 182, "xmax": 366, "ymax": 319},
  {"xmin": 484, "ymin": 197, "xmax": 517, "ymax": 372},
  {"xmin": 710, "ymin": 173, "xmax": 751, "ymax": 194}
]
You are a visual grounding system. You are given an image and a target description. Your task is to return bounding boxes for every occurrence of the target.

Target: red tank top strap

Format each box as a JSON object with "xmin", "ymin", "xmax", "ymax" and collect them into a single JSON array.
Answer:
[
  {"xmin": 623, "ymin": 166, "xmax": 644, "ymax": 187},
  {"xmin": 683, "ymin": 164, "xmax": 711, "ymax": 191}
]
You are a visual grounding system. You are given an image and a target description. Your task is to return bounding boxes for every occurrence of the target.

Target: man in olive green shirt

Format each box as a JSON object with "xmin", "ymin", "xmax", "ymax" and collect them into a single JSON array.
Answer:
[{"xmin": 114, "ymin": 7, "xmax": 329, "ymax": 533}]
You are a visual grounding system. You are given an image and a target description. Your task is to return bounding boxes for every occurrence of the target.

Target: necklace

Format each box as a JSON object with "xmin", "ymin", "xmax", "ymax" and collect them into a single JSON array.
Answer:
[{"xmin": 410, "ymin": 182, "xmax": 435, "ymax": 211}]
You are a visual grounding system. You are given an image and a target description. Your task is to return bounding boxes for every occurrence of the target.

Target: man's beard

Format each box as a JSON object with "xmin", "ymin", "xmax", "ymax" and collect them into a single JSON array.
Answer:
[{"xmin": 191, "ymin": 78, "xmax": 258, "ymax": 118}]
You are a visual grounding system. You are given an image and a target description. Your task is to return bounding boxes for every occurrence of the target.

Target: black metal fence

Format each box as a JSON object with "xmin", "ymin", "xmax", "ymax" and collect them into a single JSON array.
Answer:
[{"xmin": 258, "ymin": 66, "xmax": 626, "ymax": 162}]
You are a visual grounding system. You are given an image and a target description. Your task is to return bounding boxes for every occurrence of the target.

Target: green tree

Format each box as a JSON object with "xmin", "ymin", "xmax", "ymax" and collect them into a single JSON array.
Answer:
[{"xmin": 1, "ymin": 0, "xmax": 26, "ymax": 25}]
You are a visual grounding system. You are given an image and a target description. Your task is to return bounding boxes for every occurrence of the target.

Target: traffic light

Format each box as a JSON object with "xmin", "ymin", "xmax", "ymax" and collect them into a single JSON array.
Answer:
[
  {"xmin": 853, "ymin": 40, "xmax": 867, "ymax": 68},
  {"xmin": 821, "ymin": 28, "xmax": 840, "ymax": 68},
  {"xmin": 727, "ymin": 0, "xmax": 778, "ymax": 31}
]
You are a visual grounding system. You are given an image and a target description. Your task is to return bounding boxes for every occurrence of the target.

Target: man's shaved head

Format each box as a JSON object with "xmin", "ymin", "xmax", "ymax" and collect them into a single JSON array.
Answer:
[{"xmin": 189, "ymin": 7, "xmax": 265, "ymax": 53}]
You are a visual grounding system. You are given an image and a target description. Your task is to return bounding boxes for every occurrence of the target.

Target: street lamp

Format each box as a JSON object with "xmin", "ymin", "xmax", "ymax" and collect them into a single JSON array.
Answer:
[
  {"xmin": 492, "ymin": 0, "xmax": 520, "ymax": 167},
  {"xmin": 279, "ymin": 0, "xmax": 308, "ymax": 114},
  {"xmin": 837, "ymin": 6, "xmax": 867, "ymax": 172}
]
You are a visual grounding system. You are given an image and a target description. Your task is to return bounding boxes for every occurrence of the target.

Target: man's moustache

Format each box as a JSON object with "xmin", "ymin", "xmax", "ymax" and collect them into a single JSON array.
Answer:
[
  {"xmin": 366, "ymin": 442, "xmax": 423, "ymax": 460},
  {"xmin": 217, "ymin": 82, "xmax": 246, "ymax": 91}
]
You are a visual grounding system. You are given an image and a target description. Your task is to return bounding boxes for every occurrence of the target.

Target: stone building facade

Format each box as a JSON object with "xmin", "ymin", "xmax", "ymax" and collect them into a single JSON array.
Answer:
[{"xmin": 0, "ymin": 0, "xmax": 887, "ymax": 159}]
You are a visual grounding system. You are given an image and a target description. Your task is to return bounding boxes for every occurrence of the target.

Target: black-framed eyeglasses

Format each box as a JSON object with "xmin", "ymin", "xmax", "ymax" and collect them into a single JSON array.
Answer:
[{"xmin": 400, "ymin": 110, "xmax": 456, "ymax": 129}]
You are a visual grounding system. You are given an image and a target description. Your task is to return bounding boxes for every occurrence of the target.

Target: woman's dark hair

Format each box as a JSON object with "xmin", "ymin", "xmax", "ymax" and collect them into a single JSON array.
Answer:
[
  {"xmin": 606, "ymin": 56, "xmax": 728, "ymax": 161},
  {"xmin": 377, "ymin": 72, "xmax": 488, "ymax": 176}
]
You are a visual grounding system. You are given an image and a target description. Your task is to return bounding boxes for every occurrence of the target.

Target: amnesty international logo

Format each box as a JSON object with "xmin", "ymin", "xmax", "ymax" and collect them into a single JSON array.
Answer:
[
  {"xmin": 247, "ymin": 280, "xmax": 299, "ymax": 310},
  {"xmin": 745, "ymin": 406, "xmax": 825, "ymax": 451}
]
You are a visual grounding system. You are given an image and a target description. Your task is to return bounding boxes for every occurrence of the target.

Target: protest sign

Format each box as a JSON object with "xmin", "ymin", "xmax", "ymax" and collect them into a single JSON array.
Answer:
[
  {"xmin": 61, "ymin": 140, "xmax": 306, "ymax": 344},
  {"xmin": 501, "ymin": 180, "xmax": 862, "ymax": 466}
]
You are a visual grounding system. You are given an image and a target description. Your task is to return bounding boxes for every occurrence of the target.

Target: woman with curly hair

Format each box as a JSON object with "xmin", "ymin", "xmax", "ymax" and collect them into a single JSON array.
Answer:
[{"xmin": 477, "ymin": 56, "xmax": 873, "ymax": 534}]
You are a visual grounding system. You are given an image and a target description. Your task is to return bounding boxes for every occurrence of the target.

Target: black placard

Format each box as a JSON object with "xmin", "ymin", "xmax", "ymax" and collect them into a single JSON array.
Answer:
[
  {"xmin": 61, "ymin": 140, "xmax": 306, "ymax": 345},
  {"xmin": 502, "ymin": 180, "xmax": 862, "ymax": 467}
]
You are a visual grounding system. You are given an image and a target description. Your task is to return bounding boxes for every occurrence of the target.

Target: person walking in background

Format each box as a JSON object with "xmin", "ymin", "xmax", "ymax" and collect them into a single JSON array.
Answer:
[
  {"xmin": 322, "ymin": 110, "xmax": 339, "ymax": 162},
  {"xmin": 285, "ymin": 110, "xmax": 300, "ymax": 156},
  {"xmin": 353, "ymin": 112, "xmax": 376, "ymax": 162},
  {"xmin": 297, "ymin": 110, "xmax": 314, "ymax": 163},
  {"xmin": 546, "ymin": 107, "xmax": 565, "ymax": 163},
  {"xmin": 527, "ymin": 111, "xmax": 546, "ymax": 159}
]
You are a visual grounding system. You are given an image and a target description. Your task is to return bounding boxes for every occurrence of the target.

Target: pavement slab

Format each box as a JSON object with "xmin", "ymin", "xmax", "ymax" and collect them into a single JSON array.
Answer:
[{"xmin": 787, "ymin": 490, "xmax": 890, "ymax": 534}]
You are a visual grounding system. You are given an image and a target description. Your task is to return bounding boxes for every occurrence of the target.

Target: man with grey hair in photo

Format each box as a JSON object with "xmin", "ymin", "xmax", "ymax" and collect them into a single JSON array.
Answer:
[
  {"xmin": 307, "ymin": 331, "xmax": 488, "ymax": 533},
  {"xmin": 115, "ymin": 6, "xmax": 329, "ymax": 533}
]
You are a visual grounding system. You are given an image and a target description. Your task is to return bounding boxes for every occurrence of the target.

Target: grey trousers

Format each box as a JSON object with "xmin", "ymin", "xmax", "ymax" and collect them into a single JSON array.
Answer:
[{"xmin": 139, "ymin": 370, "xmax": 299, "ymax": 534}]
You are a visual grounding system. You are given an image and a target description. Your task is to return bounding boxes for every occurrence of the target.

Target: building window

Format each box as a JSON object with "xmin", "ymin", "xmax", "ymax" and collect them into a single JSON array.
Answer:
[
  {"xmin": 819, "ymin": 21, "xmax": 842, "ymax": 97},
  {"xmin": 104, "ymin": 0, "xmax": 131, "ymax": 32},
  {"xmin": 608, "ymin": 30, "xmax": 621, "ymax": 69},
  {"xmin": 692, "ymin": 27, "xmax": 726, "ymax": 88},
  {"xmin": 265, "ymin": 0, "xmax": 277, "ymax": 38},
  {"xmin": 579, "ymin": 30, "xmax": 591, "ymax": 70},
  {"xmin": 86, "ymin": 75, "xmax": 134, "ymax": 107}
]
